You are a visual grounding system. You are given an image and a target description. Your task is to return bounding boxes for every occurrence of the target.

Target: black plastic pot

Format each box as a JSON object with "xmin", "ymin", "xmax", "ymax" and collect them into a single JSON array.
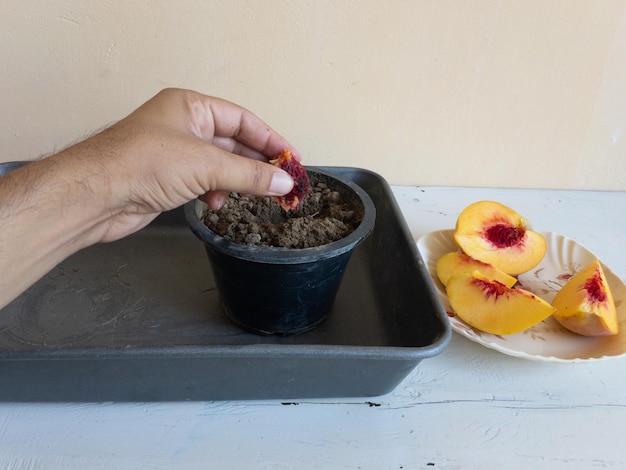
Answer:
[{"xmin": 185, "ymin": 168, "xmax": 376, "ymax": 335}]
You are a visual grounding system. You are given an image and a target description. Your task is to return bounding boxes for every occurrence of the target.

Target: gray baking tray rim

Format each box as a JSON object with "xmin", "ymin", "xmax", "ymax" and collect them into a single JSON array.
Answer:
[{"xmin": 0, "ymin": 164, "xmax": 450, "ymax": 401}]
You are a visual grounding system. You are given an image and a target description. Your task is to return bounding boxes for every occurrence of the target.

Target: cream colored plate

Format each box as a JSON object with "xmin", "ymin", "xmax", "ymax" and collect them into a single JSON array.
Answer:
[{"xmin": 417, "ymin": 230, "xmax": 626, "ymax": 363}]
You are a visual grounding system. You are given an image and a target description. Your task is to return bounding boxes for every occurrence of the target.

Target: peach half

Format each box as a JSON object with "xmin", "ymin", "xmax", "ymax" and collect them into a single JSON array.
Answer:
[
  {"xmin": 552, "ymin": 259, "xmax": 618, "ymax": 336},
  {"xmin": 454, "ymin": 200, "xmax": 546, "ymax": 275},
  {"xmin": 436, "ymin": 251, "xmax": 517, "ymax": 288},
  {"xmin": 446, "ymin": 271, "xmax": 555, "ymax": 335}
]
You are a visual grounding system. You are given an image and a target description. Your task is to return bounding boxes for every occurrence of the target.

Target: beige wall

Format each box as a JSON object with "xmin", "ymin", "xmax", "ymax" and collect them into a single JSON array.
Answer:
[{"xmin": 1, "ymin": 0, "xmax": 625, "ymax": 190}]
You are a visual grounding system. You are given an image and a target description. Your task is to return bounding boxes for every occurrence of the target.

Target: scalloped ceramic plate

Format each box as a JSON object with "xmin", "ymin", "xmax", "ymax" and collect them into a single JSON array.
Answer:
[{"xmin": 417, "ymin": 230, "xmax": 626, "ymax": 363}]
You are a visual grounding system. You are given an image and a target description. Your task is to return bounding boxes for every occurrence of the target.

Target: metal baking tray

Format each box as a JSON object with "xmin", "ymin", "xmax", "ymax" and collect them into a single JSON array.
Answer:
[{"xmin": 0, "ymin": 164, "xmax": 450, "ymax": 401}]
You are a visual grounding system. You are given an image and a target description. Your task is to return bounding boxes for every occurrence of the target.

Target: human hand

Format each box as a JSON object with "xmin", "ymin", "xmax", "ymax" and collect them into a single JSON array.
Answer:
[{"xmin": 80, "ymin": 88, "xmax": 298, "ymax": 242}]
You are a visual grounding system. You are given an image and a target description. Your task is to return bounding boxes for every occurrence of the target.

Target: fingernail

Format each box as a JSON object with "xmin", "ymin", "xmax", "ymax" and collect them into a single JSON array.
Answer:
[
  {"xmin": 211, "ymin": 192, "xmax": 228, "ymax": 210},
  {"xmin": 269, "ymin": 171, "xmax": 294, "ymax": 195}
]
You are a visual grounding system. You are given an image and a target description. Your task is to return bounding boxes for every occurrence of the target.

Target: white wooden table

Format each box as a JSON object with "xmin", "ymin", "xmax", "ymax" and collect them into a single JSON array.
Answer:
[{"xmin": 2, "ymin": 186, "xmax": 625, "ymax": 470}]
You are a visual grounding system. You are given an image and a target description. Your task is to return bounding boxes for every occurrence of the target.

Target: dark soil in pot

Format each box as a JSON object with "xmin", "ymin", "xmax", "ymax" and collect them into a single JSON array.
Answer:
[{"xmin": 202, "ymin": 174, "xmax": 364, "ymax": 249}]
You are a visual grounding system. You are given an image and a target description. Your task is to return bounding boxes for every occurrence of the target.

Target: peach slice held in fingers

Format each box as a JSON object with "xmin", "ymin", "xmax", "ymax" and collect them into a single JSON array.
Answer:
[
  {"xmin": 446, "ymin": 271, "xmax": 555, "ymax": 335},
  {"xmin": 436, "ymin": 251, "xmax": 517, "ymax": 288},
  {"xmin": 454, "ymin": 200, "xmax": 546, "ymax": 275},
  {"xmin": 552, "ymin": 259, "xmax": 618, "ymax": 336},
  {"xmin": 269, "ymin": 149, "xmax": 310, "ymax": 211}
]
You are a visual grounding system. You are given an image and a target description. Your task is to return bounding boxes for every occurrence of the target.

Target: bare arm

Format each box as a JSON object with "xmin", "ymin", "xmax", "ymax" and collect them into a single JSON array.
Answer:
[{"xmin": 0, "ymin": 88, "xmax": 297, "ymax": 309}]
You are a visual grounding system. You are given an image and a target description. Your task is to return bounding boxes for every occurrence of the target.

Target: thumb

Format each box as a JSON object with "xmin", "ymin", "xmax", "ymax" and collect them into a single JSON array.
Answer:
[{"xmin": 202, "ymin": 152, "xmax": 294, "ymax": 208}]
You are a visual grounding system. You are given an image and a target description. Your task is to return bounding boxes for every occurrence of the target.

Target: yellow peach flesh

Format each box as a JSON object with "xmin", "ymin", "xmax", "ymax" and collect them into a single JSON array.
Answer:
[
  {"xmin": 446, "ymin": 271, "xmax": 555, "ymax": 335},
  {"xmin": 436, "ymin": 251, "xmax": 517, "ymax": 288},
  {"xmin": 454, "ymin": 200, "xmax": 546, "ymax": 275},
  {"xmin": 552, "ymin": 259, "xmax": 618, "ymax": 336}
]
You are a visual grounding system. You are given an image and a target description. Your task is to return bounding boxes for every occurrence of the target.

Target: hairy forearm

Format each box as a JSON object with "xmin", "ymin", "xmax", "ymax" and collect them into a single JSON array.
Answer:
[{"xmin": 0, "ymin": 149, "xmax": 113, "ymax": 310}]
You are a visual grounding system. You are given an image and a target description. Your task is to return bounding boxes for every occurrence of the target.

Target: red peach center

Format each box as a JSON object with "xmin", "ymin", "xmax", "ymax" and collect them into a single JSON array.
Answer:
[
  {"xmin": 583, "ymin": 268, "xmax": 608, "ymax": 304},
  {"xmin": 484, "ymin": 224, "xmax": 525, "ymax": 248},
  {"xmin": 473, "ymin": 278, "xmax": 508, "ymax": 300}
]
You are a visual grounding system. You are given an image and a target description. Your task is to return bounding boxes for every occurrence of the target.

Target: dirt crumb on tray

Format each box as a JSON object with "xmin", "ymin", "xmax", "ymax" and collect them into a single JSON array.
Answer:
[{"xmin": 202, "ymin": 179, "xmax": 364, "ymax": 248}]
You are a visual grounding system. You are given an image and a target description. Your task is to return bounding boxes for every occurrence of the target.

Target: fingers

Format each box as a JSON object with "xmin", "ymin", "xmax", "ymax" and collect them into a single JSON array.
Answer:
[
  {"xmin": 191, "ymin": 93, "xmax": 302, "ymax": 162},
  {"xmin": 116, "ymin": 88, "xmax": 300, "ymax": 211},
  {"xmin": 210, "ymin": 137, "xmax": 268, "ymax": 162},
  {"xmin": 128, "ymin": 88, "xmax": 301, "ymax": 163},
  {"xmin": 201, "ymin": 149, "xmax": 294, "ymax": 202},
  {"xmin": 200, "ymin": 190, "xmax": 228, "ymax": 210}
]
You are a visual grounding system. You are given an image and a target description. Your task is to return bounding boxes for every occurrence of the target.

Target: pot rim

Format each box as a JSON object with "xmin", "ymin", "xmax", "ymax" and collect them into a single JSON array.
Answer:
[{"xmin": 184, "ymin": 167, "xmax": 376, "ymax": 264}]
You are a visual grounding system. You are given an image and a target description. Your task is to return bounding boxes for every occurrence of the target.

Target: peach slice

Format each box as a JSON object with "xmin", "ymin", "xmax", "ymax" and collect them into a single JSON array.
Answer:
[
  {"xmin": 436, "ymin": 251, "xmax": 517, "ymax": 288},
  {"xmin": 454, "ymin": 200, "xmax": 546, "ymax": 275},
  {"xmin": 446, "ymin": 271, "xmax": 555, "ymax": 335},
  {"xmin": 552, "ymin": 259, "xmax": 618, "ymax": 336}
]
